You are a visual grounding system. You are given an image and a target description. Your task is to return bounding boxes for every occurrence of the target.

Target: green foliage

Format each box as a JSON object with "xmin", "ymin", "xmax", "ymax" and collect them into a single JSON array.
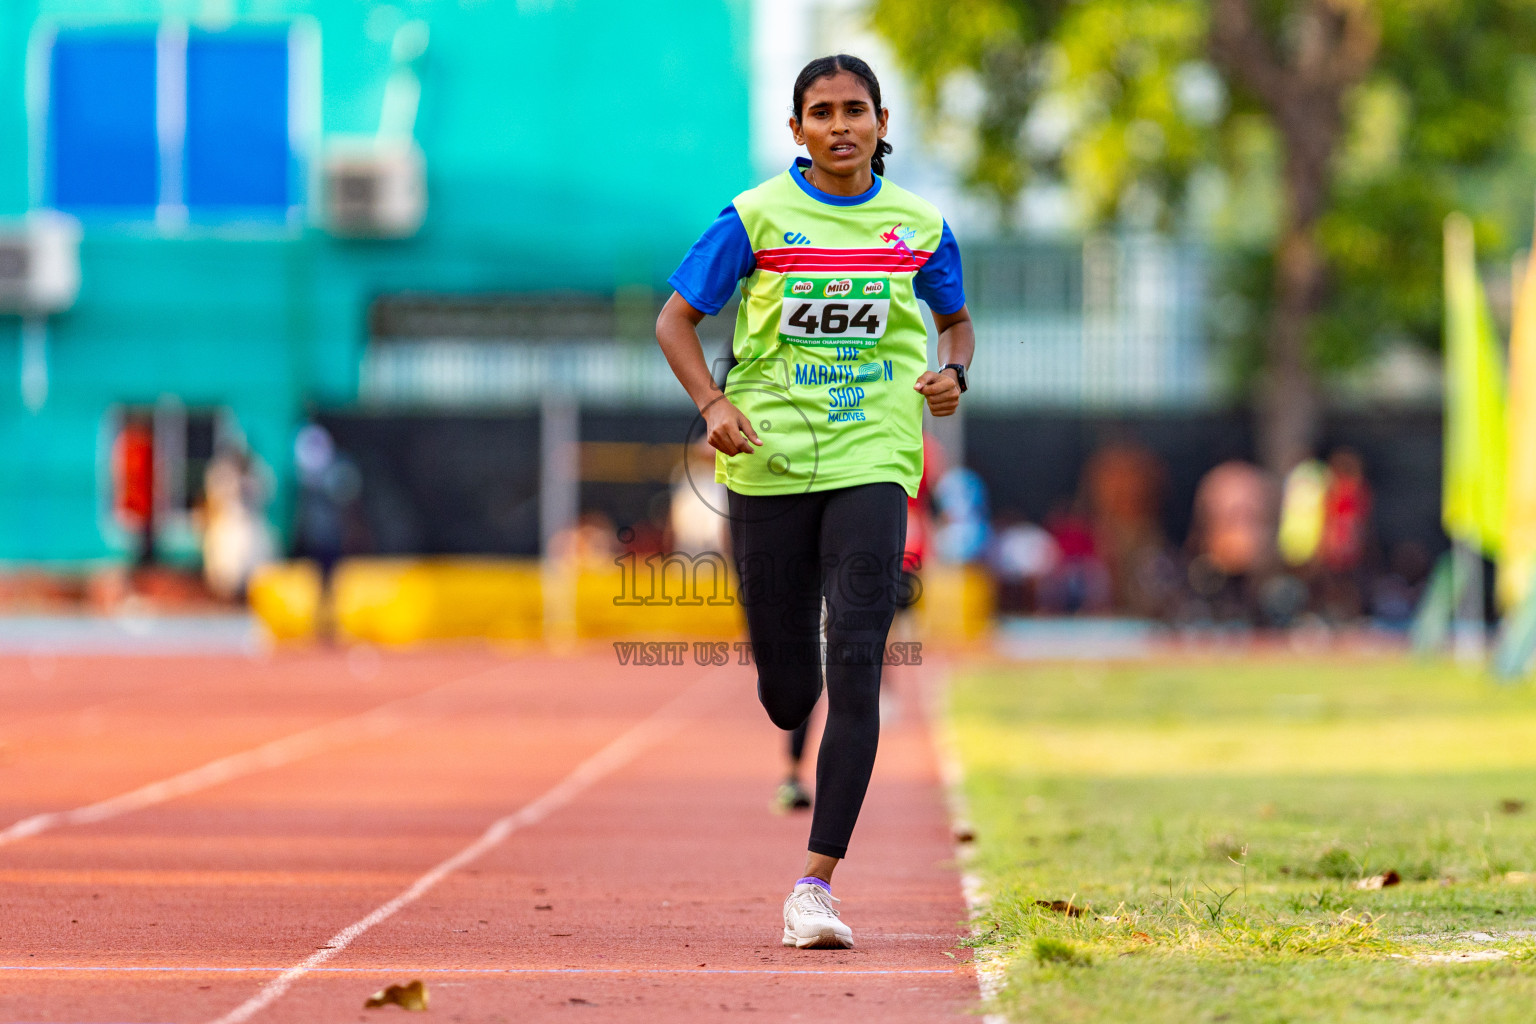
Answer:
[
  {"xmin": 1052, "ymin": 0, "xmax": 1212, "ymax": 227},
  {"xmin": 872, "ymin": 0, "xmax": 1536, "ymax": 373},
  {"xmin": 870, "ymin": 0, "xmax": 1066, "ymax": 217}
]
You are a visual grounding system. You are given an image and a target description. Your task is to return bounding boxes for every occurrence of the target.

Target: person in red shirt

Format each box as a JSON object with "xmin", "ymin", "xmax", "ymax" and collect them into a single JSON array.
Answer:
[
  {"xmin": 1320, "ymin": 448, "xmax": 1370, "ymax": 574},
  {"xmin": 113, "ymin": 414, "xmax": 156, "ymax": 567},
  {"xmin": 1318, "ymin": 448, "xmax": 1372, "ymax": 619}
]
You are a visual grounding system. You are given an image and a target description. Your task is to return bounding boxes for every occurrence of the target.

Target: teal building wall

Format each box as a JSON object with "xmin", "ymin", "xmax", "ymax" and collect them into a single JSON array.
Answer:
[{"xmin": 0, "ymin": 0, "xmax": 752, "ymax": 564}]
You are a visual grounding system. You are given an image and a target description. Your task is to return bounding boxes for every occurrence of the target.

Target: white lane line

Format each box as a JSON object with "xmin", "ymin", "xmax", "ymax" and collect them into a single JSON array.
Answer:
[
  {"xmin": 0, "ymin": 661, "xmax": 517, "ymax": 848},
  {"xmin": 921, "ymin": 659, "xmax": 1007, "ymax": 1024},
  {"xmin": 205, "ymin": 667, "xmax": 732, "ymax": 1024}
]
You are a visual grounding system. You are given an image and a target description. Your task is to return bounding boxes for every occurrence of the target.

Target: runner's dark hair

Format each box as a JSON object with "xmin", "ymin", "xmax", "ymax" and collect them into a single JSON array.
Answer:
[{"xmin": 792, "ymin": 55, "xmax": 893, "ymax": 177}]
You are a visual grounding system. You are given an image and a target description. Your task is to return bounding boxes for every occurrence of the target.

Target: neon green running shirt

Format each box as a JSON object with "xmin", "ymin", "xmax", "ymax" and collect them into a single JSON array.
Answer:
[{"xmin": 669, "ymin": 159, "xmax": 966, "ymax": 499}]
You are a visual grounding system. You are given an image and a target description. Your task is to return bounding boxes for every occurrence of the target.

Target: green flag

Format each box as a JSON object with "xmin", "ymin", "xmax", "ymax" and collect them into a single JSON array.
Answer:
[{"xmin": 1442, "ymin": 213, "xmax": 1508, "ymax": 558}]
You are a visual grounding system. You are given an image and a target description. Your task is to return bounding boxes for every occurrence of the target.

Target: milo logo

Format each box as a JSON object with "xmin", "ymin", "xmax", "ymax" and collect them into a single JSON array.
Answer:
[
  {"xmin": 825, "ymin": 279, "xmax": 853, "ymax": 297},
  {"xmin": 791, "ymin": 280, "xmax": 815, "ymax": 295},
  {"xmin": 862, "ymin": 281, "xmax": 885, "ymax": 296}
]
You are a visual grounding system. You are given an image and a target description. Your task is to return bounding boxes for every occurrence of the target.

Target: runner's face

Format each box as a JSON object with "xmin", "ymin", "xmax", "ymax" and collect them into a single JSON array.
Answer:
[{"xmin": 792, "ymin": 72, "xmax": 888, "ymax": 181}]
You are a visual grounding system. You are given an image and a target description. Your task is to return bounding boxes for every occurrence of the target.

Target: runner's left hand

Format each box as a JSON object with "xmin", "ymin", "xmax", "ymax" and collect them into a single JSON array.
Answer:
[{"xmin": 913, "ymin": 370, "xmax": 960, "ymax": 417}]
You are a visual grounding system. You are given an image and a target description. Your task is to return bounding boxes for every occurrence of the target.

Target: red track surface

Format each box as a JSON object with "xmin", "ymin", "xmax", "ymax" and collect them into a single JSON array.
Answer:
[{"xmin": 0, "ymin": 647, "xmax": 979, "ymax": 1022}]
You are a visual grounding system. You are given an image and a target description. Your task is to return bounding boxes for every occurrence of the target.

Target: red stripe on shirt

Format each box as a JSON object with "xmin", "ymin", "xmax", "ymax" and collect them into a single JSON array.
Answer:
[
  {"xmin": 756, "ymin": 247, "xmax": 932, "ymax": 261},
  {"xmin": 754, "ymin": 247, "xmax": 933, "ymax": 274},
  {"xmin": 758, "ymin": 246, "xmax": 935, "ymax": 258}
]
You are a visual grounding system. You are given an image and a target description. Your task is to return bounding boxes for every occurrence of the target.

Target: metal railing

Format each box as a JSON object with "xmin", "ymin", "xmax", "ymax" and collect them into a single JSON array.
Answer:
[{"xmin": 359, "ymin": 236, "xmax": 1218, "ymax": 411}]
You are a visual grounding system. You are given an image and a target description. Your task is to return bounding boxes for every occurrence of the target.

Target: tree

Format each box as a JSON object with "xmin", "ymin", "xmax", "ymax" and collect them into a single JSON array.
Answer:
[{"xmin": 874, "ymin": 0, "xmax": 1536, "ymax": 475}]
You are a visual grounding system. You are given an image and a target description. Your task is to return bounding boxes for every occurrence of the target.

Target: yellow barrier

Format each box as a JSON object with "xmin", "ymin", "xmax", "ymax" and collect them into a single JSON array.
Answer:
[
  {"xmin": 246, "ymin": 561, "xmax": 322, "ymax": 641},
  {"xmin": 247, "ymin": 556, "xmax": 991, "ymax": 646},
  {"xmin": 915, "ymin": 564, "xmax": 995, "ymax": 643},
  {"xmin": 333, "ymin": 559, "xmax": 545, "ymax": 644}
]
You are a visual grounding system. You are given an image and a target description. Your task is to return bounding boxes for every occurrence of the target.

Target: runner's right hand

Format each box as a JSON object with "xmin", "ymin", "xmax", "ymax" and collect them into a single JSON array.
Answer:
[{"xmin": 701, "ymin": 395, "xmax": 762, "ymax": 456}]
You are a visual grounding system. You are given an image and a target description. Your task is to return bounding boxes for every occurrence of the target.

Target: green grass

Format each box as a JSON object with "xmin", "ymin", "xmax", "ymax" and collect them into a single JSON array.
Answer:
[{"xmin": 949, "ymin": 654, "xmax": 1536, "ymax": 1023}]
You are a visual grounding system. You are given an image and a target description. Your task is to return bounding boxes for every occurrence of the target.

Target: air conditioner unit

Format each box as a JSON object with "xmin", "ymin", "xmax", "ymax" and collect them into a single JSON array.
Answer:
[
  {"xmin": 0, "ymin": 211, "xmax": 81, "ymax": 314},
  {"xmin": 322, "ymin": 141, "xmax": 426, "ymax": 239}
]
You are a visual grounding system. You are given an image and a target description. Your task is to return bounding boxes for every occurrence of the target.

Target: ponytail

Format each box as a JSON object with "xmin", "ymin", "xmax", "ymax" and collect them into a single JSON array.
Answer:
[{"xmin": 872, "ymin": 139, "xmax": 893, "ymax": 178}]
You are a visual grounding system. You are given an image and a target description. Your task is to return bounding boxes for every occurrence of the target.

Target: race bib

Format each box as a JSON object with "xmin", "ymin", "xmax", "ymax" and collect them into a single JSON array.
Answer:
[{"xmin": 778, "ymin": 277, "xmax": 890, "ymax": 348}]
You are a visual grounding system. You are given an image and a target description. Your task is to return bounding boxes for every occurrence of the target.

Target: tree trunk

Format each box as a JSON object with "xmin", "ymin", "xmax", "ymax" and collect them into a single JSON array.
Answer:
[
  {"xmin": 1258, "ymin": 103, "xmax": 1336, "ymax": 476},
  {"xmin": 1210, "ymin": 0, "xmax": 1379, "ymax": 478}
]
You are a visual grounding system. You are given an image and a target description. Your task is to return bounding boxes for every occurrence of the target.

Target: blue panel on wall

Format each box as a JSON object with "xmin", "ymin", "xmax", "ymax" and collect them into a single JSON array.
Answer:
[
  {"xmin": 185, "ymin": 34, "xmax": 290, "ymax": 210},
  {"xmin": 50, "ymin": 34, "xmax": 158, "ymax": 209}
]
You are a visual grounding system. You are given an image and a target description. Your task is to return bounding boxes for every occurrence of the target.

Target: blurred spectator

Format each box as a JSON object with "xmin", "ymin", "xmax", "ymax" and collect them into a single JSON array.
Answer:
[
  {"xmin": 1278, "ymin": 457, "xmax": 1327, "ymax": 569},
  {"xmin": 1371, "ymin": 540, "xmax": 1432, "ymax": 630},
  {"xmin": 618, "ymin": 519, "xmax": 667, "ymax": 556},
  {"xmin": 554, "ymin": 510, "xmax": 621, "ymax": 566},
  {"xmin": 934, "ymin": 467, "xmax": 990, "ymax": 563},
  {"xmin": 1320, "ymin": 448, "xmax": 1371, "ymax": 574},
  {"xmin": 987, "ymin": 513, "xmax": 1059, "ymax": 614},
  {"xmin": 669, "ymin": 440, "xmax": 728, "ymax": 557},
  {"xmin": 905, "ymin": 433, "xmax": 946, "ymax": 576},
  {"xmin": 199, "ymin": 443, "xmax": 276, "ymax": 601},
  {"xmin": 1040, "ymin": 499, "xmax": 1111, "ymax": 614},
  {"xmin": 1188, "ymin": 460, "xmax": 1276, "ymax": 622},
  {"xmin": 1318, "ymin": 447, "xmax": 1373, "ymax": 620},
  {"xmin": 293, "ymin": 420, "xmax": 363, "ymax": 637},
  {"xmin": 1082, "ymin": 440, "xmax": 1168, "ymax": 616},
  {"xmin": 113, "ymin": 412, "xmax": 157, "ymax": 566}
]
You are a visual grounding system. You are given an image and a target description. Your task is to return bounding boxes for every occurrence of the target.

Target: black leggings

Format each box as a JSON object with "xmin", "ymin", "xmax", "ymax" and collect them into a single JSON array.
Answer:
[
  {"xmin": 728, "ymin": 482, "xmax": 907, "ymax": 859},
  {"xmin": 789, "ymin": 717, "xmax": 811, "ymax": 764}
]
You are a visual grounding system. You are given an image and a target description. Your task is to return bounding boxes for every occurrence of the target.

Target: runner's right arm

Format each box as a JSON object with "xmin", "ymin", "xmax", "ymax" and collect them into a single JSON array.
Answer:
[
  {"xmin": 656, "ymin": 293, "xmax": 761, "ymax": 456},
  {"xmin": 660, "ymin": 205, "xmax": 765, "ymax": 458}
]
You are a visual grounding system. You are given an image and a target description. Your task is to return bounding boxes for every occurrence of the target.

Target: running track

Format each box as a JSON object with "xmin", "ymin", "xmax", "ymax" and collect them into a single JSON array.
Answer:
[{"xmin": 0, "ymin": 647, "xmax": 981, "ymax": 1021}]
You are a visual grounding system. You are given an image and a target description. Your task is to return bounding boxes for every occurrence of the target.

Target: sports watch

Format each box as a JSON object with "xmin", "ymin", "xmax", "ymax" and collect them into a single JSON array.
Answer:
[{"xmin": 941, "ymin": 363, "xmax": 968, "ymax": 393}]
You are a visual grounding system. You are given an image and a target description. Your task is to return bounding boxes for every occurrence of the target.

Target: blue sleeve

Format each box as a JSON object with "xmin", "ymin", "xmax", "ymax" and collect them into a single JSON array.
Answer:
[
  {"xmin": 668, "ymin": 205, "xmax": 756, "ymax": 315},
  {"xmin": 913, "ymin": 221, "xmax": 966, "ymax": 315}
]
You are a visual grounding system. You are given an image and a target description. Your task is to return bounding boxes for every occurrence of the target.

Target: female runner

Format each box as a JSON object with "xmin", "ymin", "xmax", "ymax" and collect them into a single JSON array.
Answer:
[{"xmin": 655, "ymin": 54, "xmax": 973, "ymax": 949}]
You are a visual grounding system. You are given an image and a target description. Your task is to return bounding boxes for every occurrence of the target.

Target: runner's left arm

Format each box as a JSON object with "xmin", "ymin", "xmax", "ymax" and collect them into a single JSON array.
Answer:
[
  {"xmin": 911, "ymin": 220, "xmax": 972, "ymax": 417},
  {"xmin": 913, "ymin": 306, "xmax": 973, "ymax": 417}
]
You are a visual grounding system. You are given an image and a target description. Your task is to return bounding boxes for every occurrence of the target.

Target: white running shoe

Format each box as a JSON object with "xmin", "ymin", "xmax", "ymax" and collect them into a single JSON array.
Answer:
[{"xmin": 781, "ymin": 882, "xmax": 854, "ymax": 949}]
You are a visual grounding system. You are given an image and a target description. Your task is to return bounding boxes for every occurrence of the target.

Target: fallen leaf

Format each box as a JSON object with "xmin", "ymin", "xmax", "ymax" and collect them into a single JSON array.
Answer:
[
  {"xmin": 568, "ymin": 997, "xmax": 592, "ymax": 1005},
  {"xmin": 364, "ymin": 980, "xmax": 428, "ymax": 1011},
  {"xmin": 1501, "ymin": 799, "xmax": 1526, "ymax": 814},
  {"xmin": 952, "ymin": 822, "xmax": 976, "ymax": 843},
  {"xmin": 1353, "ymin": 870, "xmax": 1402, "ymax": 890},
  {"xmin": 1035, "ymin": 899, "xmax": 1085, "ymax": 917},
  {"xmin": 1131, "ymin": 932, "xmax": 1152, "ymax": 942},
  {"xmin": 534, "ymin": 904, "xmax": 553, "ymax": 910}
]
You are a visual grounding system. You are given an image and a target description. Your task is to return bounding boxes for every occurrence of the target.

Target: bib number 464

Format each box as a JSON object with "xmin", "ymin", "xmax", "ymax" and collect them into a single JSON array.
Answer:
[
  {"xmin": 779, "ymin": 277, "xmax": 891, "ymax": 347},
  {"xmin": 785, "ymin": 301, "xmax": 881, "ymax": 337}
]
